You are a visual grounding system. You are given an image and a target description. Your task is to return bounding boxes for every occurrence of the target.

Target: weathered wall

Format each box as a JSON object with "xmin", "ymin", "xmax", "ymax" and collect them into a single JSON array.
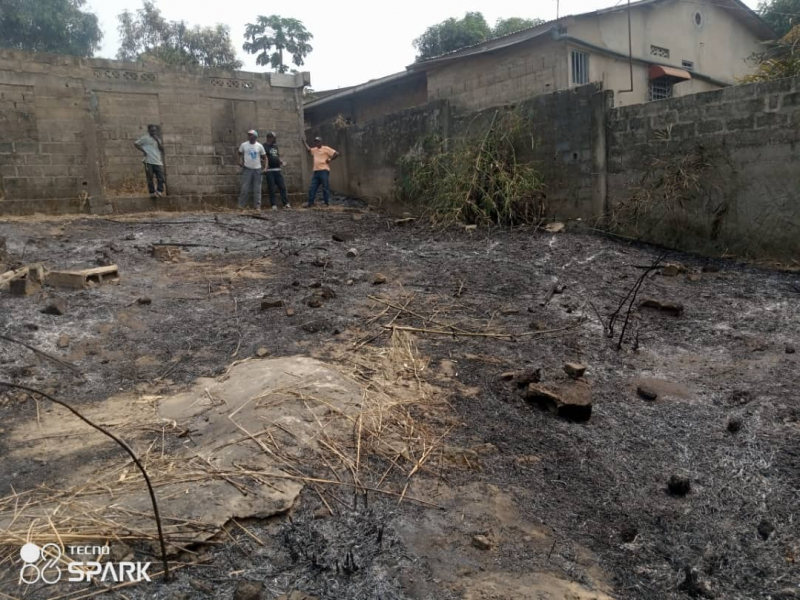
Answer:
[
  {"xmin": 0, "ymin": 50, "xmax": 307, "ymax": 215},
  {"xmin": 425, "ymin": 37, "xmax": 568, "ymax": 112},
  {"xmin": 305, "ymin": 73, "xmax": 428, "ymax": 128},
  {"xmin": 306, "ymin": 84, "xmax": 608, "ymax": 219},
  {"xmin": 607, "ymin": 75, "xmax": 800, "ymax": 259},
  {"xmin": 307, "ymin": 101, "xmax": 450, "ymax": 210}
]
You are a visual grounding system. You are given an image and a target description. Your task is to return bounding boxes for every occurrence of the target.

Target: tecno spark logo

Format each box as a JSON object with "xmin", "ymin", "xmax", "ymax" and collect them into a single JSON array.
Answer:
[
  {"xmin": 19, "ymin": 542, "xmax": 62, "ymax": 584},
  {"xmin": 19, "ymin": 543, "xmax": 151, "ymax": 585}
]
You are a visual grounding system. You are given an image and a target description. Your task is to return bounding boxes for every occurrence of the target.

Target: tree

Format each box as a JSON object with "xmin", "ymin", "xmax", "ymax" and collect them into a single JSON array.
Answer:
[
  {"xmin": 758, "ymin": 0, "xmax": 800, "ymax": 37},
  {"xmin": 242, "ymin": 16, "xmax": 313, "ymax": 73},
  {"xmin": 493, "ymin": 17, "xmax": 544, "ymax": 37},
  {"xmin": 741, "ymin": 24, "xmax": 800, "ymax": 82},
  {"xmin": 0, "ymin": 0, "xmax": 102, "ymax": 57},
  {"xmin": 117, "ymin": 1, "xmax": 242, "ymax": 70},
  {"xmin": 413, "ymin": 13, "xmax": 544, "ymax": 61},
  {"xmin": 413, "ymin": 12, "xmax": 491, "ymax": 61}
]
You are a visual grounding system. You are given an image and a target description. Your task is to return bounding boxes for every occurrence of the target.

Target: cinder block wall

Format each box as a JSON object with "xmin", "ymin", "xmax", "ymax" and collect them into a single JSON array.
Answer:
[
  {"xmin": 426, "ymin": 38, "xmax": 566, "ymax": 112},
  {"xmin": 0, "ymin": 50, "xmax": 307, "ymax": 215},
  {"xmin": 607, "ymin": 76, "xmax": 800, "ymax": 259}
]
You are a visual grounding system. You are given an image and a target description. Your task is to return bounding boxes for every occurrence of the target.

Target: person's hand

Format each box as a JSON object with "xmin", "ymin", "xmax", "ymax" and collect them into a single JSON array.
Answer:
[{"xmin": 326, "ymin": 158, "xmax": 331, "ymax": 164}]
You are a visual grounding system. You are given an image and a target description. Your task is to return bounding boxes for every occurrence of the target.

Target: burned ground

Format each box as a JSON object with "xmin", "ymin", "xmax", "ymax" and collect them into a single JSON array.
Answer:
[{"xmin": 0, "ymin": 206, "xmax": 798, "ymax": 600}]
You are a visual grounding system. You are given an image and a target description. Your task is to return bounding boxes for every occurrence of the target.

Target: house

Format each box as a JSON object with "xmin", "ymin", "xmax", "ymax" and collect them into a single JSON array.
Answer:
[{"xmin": 304, "ymin": 0, "xmax": 774, "ymax": 126}]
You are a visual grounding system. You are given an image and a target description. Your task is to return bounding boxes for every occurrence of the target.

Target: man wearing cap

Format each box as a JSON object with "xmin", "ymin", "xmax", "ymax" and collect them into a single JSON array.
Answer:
[
  {"xmin": 134, "ymin": 124, "xmax": 165, "ymax": 198},
  {"xmin": 302, "ymin": 136, "xmax": 339, "ymax": 207},
  {"xmin": 238, "ymin": 130, "xmax": 267, "ymax": 210},
  {"xmin": 264, "ymin": 132, "xmax": 291, "ymax": 210}
]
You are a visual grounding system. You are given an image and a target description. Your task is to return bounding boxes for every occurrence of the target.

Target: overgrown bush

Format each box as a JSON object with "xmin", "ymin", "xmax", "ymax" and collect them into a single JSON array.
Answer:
[{"xmin": 395, "ymin": 110, "xmax": 546, "ymax": 226}]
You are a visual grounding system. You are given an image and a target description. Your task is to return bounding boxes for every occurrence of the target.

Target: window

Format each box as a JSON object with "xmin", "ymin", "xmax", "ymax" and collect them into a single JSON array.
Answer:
[
  {"xmin": 649, "ymin": 77, "xmax": 674, "ymax": 101},
  {"xmin": 571, "ymin": 50, "xmax": 589, "ymax": 85},
  {"xmin": 650, "ymin": 45, "xmax": 670, "ymax": 59},
  {"xmin": 682, "ymin": 60, "xmax": 695, "ymax": 71}
]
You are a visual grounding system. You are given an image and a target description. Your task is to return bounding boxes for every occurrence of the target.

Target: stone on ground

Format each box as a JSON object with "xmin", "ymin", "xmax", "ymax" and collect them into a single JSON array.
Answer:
[
  {"xmin": 563, "ymin": 362, "xmax": 586, "ymax": 379},
  {"xmin": 233, "ymin": 581, "xmax": 263, "ymax": 600},
  {"xmin": 524, "ymin": 380, "xmax": 592, "ymax": 422}
]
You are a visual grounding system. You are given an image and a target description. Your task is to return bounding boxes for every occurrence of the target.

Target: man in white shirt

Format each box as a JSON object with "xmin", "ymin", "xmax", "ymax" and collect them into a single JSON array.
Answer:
[{"xmin": 238, "ymin": 130, "xmax": 266, "ymax": 210}]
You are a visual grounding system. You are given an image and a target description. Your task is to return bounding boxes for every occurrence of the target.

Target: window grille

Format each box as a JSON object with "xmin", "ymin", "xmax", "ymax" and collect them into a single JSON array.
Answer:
[
  {"xmin": 682, "ymin": 60, "xmax": 695, "ymax": 71},
  {"xmin": 649, "ymin": 77, "xmax": 673, "ymax": 101},
  {"xmin": 571, "ymin": 50, "xmax": 589, "ymax": 85}
]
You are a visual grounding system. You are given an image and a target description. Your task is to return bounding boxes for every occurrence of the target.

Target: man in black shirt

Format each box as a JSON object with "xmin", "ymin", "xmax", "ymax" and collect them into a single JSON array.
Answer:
[{"xmin": 263, "ymin": 132, "xmax": 291, "ymax": 210}]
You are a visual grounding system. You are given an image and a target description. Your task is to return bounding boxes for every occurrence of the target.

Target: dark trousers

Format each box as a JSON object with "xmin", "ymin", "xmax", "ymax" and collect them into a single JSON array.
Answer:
[
  {"xmin": 144, "ymin": 163, "xmax": 165, "ymax": 194},
  {"xmin": 265, "ymin": 170, "xmax": 289, "ymax": 207},
  {"xmin": 308, "ymin": 170, "xmax": 330, "ymax": 205}
]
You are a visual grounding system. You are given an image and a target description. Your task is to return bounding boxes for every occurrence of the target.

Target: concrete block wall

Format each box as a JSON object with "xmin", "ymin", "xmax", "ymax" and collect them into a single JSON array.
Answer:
[
  {"xmin": 426, "ymin": 38, "xmax": 565, "ymax": 112},
  {"xmin": 0, "ymin": 50, "xmax": 307, "ymax": 215},
  {"xmin": 305, "ymin": 84, "xmax": 607, "ymax": 220},
  {"xmin": 607, "ymin": 75, "xmax": 800, "ymax": 259}
]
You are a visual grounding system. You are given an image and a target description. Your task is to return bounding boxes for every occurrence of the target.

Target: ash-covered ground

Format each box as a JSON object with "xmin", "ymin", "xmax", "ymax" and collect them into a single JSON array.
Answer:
[{"xmin": 0, "ymin": 204, "xmax": 798, "ymax": 600}]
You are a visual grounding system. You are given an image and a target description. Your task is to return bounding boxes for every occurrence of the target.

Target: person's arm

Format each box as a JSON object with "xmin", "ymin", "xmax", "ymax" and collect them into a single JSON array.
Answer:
[
  {"xmin": 134, "ymin": 137, "xmax": 146, "ymax": 155},
  {"xmin": 327, "ymin": 149, "xmax": 340, "ymax": 164},
  {"xmin": 260, "ymin": 147, "xmax": 267, "ymax": 172},
  {"xmin": 237, "ymin": 146, "xmax": 244, "ymax": 168},
  {"xmin": 154, "ymin": 135, "xmax": 164, "ymax": 153},
  {"xmin": 301, "ymin": 139, "xmax": 312, "ymax": 153}
]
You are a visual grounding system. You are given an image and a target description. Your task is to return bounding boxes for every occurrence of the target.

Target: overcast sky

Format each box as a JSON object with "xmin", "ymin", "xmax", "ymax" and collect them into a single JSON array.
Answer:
[{"xmin": 87, "ymin": 0, "xmax": 759, "ymax": 91}]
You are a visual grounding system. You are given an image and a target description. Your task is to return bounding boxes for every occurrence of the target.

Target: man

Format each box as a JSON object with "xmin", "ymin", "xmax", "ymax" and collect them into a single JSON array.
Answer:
[
  {"xmin": 134, "ymin": 124, "xmax": 165, "ymax": 198},
  {"xmin": 264, "ymin": 132, "xmax": 291, "ymax": 211},
  {"xmin": 302, "ymin": 136, "xmax": 339, "ymax": 207},
  {"xmin": 238, "ymin": 130, "xmax": 267, "ymax": 210}
]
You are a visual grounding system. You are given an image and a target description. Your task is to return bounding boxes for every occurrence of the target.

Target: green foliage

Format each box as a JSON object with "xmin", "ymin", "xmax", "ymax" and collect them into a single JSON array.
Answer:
[
  {"xmin": 413, "ymin": 12, "xmax": 491, "ymax": 61},
  {"xmin": 757, "ymin": 0, "xmax": 800, "ymax": 37},
  {"xmin": 396, "ymin": 111, "xmax": 545, "ymax": 227},
  {"xmin": 243, "ymin": 16, "xmax": 313, "ymax": 73},
  {"xmin": 117, "ymin": 1, "xmax": 242, "ymax": 70},
  {"xmin": 0, "ymin": 0, "xmax": 102, "ymax": 57},
  {"xmin": 493, "ymin": 17, "xmax": 544, "ymax": 37},
  {"xmin": 413, "ymin": 12, "xmax": 545, "ymax": 61},
  {"xmin": 741, "ymin": 24, "xmax": 800, "ymax": 81}
]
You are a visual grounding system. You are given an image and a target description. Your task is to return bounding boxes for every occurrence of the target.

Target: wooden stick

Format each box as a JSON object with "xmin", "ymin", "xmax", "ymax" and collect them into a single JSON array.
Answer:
[{"xmin": 0, "ymin": 334, "xmax": 82, "ymax": 374}]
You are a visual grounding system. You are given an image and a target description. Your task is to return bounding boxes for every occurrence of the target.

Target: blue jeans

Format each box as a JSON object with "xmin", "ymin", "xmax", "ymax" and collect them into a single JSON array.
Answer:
[
  {"xmin": 266, "ymin": 170, "xmax": 289, "ymax": 207},
  {"xmin": 308, "ymin": 170, "xmax": 330, "ymax": 206},
  {"xmin": 238, "ymin": 168, "xmax": 262, "ymax": 209}
]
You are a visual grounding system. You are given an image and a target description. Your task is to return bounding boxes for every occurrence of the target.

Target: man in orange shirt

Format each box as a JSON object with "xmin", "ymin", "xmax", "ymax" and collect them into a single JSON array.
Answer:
[{"xmin": 302, "ymin": 136, "xmax": 340, "ymax": 207}]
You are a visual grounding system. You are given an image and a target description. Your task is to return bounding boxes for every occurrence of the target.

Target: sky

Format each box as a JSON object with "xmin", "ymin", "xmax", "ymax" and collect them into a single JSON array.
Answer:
[{"xmin": 86, "ymin": 0, "xmax": 760, "ymax": 91}]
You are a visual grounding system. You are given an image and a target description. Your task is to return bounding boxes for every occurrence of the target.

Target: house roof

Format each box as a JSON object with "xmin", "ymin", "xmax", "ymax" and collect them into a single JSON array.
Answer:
[{"xmin": 407, "ymin": 0, "xmax": 775, "ymax": 69}]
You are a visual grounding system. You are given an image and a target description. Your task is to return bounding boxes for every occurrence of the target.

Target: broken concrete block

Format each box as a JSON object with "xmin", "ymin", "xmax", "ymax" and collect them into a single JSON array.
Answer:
[
  {"xmin": 510, "ymin": 367, "xmax": 541, "ymax": 388},
  {"xmin": 255, "ymin": 347, "xmax": 270, "ymax": 358},
  {"xmin": 285, "ymin": 308, "xmax": 295, "ymax": 317},
  {"xmin": 524, "ymin": 381, "xmax": 592, "ymax": 422},
  {"xmin": 10, "ymin": 277, "xmax": 41, "ymax": 296},
  {"xmin": 373, "ymin": 273, "xmax": 387, "ymax": 285},
  {"xmin": 57, "ymin": 334, "xmax": 70, "ymax": 349},
  {"xmin": 47, "ymin": 265, "xmax": 120, "ymax": 290},
  {"xmin": 346, "ymin": 248, "xmax": 358, "ymax": 258},
  {"xmin": 42, "ymin": 298, "xmax": 67, "ymax": 316},
  {"xmin": 563, "ymin": 362, "xmax": 586, "ymax": 379},
  {"xmin": 351, "ymin": 213, "xmax": 362, "ymax": 222},
  {"xmin": 261, "ymin": 299, "xmax": 284, "ymax": 310}
]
